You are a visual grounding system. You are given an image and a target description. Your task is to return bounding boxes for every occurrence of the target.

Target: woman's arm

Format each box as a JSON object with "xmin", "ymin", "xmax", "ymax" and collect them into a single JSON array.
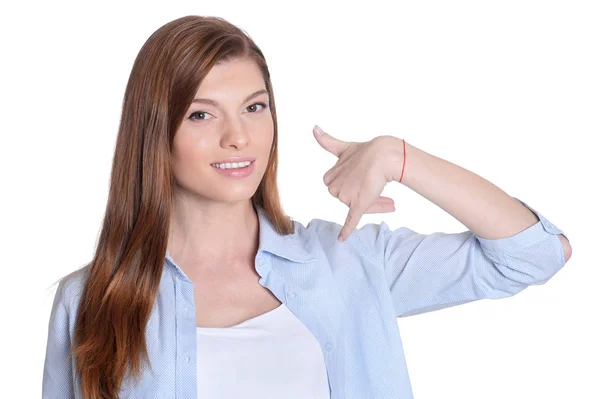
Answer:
[
  {"xmin": 395, "ymin": 139, "xmax": 571, "ymax": 260},
  {"xmin": 42, "ymin": 280, "xmax": 76, "ymax": 399}
]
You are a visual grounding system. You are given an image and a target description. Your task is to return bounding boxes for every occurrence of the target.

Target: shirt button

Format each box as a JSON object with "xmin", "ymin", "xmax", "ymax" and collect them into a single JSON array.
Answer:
[
  {"xmin": 287, "ymin": 291, "xmax": 296, "ymax": 299},
  {"xmin": 186, "ymin": 356, "xmax": 191, "ymax": 363},
  {"xmin": 325, "ymin": 342, "xmax": 333, "ymax": 351}
]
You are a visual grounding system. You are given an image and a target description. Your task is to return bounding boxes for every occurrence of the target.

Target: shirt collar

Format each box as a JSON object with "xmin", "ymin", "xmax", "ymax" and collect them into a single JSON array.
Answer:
[
  {"xmin": 165, "ymin": 205, "xmax": 316, "ymax": 274},
  {"xmin": 254, "ymin": 205, "xmax": 316, "ymax": 263}
]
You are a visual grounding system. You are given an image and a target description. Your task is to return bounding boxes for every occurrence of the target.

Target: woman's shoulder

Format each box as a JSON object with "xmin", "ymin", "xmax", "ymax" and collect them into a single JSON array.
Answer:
[
  {"xmin": 51, "ymin": 263, "xmax": 91, "ymax": 310},
  {"xmin": 293, "ymin": 215, "xmax": 396, "ymax": 259}
]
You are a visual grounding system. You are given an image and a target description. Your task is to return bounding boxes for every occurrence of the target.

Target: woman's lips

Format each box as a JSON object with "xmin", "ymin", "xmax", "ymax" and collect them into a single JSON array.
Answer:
[
  {"xmin": 210, "ymin": 160, "xmax": 255, "ymax": 178},
  {"xmin": 211, "ymin": 156, "xmax": 256, "ymax": 164}
]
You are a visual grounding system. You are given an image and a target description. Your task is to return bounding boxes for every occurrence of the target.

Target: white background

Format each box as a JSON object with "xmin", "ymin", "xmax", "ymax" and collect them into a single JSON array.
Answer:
[{"xmin": 1, "ymin": 0, "xmax": 597, "ymax": 398}]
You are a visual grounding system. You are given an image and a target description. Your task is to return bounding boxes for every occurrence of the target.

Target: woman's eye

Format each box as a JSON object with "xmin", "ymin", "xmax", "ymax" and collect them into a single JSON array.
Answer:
[
  {"xmin": 246, "ymin": 102, "xmax": 268, "ymax": 113},
  {"xmin": 189, "ymin": 111, "xmax": 213, "ymax": 121}
]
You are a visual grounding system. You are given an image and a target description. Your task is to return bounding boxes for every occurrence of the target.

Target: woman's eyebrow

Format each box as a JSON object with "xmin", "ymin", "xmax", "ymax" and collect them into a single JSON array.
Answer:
[{"xmin": 192, "ymin": 89, "xmax": 268, "ymax": 106}]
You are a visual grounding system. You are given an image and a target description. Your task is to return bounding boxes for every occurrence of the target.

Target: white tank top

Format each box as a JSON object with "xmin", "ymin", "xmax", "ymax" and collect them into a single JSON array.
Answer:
[{"xmin": 196, "ymin": 302, "xmax": 331, "ymax": 398}]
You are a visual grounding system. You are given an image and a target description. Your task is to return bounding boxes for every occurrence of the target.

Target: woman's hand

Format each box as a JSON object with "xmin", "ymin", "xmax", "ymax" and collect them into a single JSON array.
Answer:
[{"xmin": 313, "ymin": 125, "xmax": 404, "ymax": 242}]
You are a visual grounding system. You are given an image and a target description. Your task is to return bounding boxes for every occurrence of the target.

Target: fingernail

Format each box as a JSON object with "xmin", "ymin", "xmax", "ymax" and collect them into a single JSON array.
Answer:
[
  {"xmin": 337, "ymin": 234, "xmax": 344, "ymax": 242},
  {"xmin": 314, "ymin": 125, "xmax": 324, "ymax": 136}
]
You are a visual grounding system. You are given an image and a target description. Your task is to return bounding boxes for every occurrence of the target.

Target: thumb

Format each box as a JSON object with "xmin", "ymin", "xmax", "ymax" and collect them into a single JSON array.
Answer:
[{"xmin": 313, "ymin": 125, "xmax": 348, "ymax": 158}]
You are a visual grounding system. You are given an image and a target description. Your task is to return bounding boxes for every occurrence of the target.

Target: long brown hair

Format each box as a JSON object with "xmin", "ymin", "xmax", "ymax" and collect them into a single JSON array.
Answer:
[{"xmin": 61, "ymin": 15, "xmax": 293, "ymax": 399}]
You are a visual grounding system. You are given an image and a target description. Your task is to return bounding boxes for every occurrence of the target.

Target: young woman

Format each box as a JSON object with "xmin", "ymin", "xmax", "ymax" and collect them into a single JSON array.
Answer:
[{"xmin": 42, "ymin": 15, "xmax": 572, "ymax": 399}]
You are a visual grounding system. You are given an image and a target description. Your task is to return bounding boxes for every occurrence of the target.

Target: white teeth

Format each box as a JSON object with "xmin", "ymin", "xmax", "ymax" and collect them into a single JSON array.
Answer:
[{"xmin": 211, "ymin": 161, "xmax": 252, "ymax": 169}]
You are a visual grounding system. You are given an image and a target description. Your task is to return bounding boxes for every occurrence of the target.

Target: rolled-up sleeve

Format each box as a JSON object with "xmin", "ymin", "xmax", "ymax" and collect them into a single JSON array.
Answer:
[
  {"xmin": 355, "ymin": 196, "xmax": 569, "ymax": 318},
  {"xmin": 42, "ymin": 279, "xmax": 76, "ymax": 399}
]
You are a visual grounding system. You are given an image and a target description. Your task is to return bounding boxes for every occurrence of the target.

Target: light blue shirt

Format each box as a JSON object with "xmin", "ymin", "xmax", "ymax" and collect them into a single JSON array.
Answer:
[{"xmin": 42, "ymin": 197, "xmax": 568, "ymax": 398}]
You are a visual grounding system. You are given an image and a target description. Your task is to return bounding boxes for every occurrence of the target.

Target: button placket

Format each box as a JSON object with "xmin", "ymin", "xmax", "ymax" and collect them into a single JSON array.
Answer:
[
  {"xmin": 286, "ymin": 288, "xmax": 334, "ymax": 352},
  {"xmin": 271, "ymin": 266, "xmax": 340, "ymax": 397}
]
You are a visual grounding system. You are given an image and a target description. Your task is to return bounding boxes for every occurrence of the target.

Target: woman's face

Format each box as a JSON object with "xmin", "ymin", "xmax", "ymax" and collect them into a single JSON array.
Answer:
[{"xmin": 171, "ymin": 58, "xmax": 274, "ymax": 203}]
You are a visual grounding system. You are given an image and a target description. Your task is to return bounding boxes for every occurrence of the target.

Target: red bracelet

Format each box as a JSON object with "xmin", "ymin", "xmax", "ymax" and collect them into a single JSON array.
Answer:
[{"xmin": 398, "ymin": 139, "xmax": 406, "ymax": 183}]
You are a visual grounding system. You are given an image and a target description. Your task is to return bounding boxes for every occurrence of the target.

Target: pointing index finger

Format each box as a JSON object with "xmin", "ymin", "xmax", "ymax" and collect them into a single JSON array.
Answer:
[{"xmin": 338, "ymin": 205, "xmax": 364, "ymax": 242}]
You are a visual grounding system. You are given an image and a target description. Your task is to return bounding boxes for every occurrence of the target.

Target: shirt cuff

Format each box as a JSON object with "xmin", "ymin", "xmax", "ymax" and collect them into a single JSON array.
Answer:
[{"xmin": 475, "ymin": 196, "xmax": 568, "ymax": 255}]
